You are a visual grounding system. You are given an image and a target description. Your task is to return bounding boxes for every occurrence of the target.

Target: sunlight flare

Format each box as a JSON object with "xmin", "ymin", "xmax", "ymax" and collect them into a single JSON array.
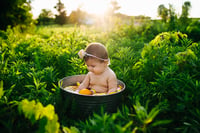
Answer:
[{"xmin": 81, "ymin": 0, "xmax": 109, "ymax": 15}]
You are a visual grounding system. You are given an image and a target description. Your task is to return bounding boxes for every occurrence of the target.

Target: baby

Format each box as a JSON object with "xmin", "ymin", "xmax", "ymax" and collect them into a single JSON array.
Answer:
[{"xmin": 77, "ymin": 42, "xmax": 117, "ymax": 94}]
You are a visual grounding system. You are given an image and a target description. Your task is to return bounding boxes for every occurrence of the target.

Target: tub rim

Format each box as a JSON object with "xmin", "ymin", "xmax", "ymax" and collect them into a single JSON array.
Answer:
[{"xmin": 59, "ymin": 75, "xmax": 126, "ymax": 97}]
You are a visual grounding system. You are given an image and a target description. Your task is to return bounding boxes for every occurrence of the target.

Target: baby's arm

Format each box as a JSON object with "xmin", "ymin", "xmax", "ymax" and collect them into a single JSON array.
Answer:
[
  {"xmin": 78, "ymin": 73, "xmax": 90, "ymax": 91},
  {"xmin": 107, "ymin": 74, "xmax": 118, "ymax": 94}
]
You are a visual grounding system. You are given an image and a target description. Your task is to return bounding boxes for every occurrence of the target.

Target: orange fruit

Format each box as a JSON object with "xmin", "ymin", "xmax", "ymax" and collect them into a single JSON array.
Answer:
[{"xmin": 79, "ymin": 89, "xmax": 92, "ymax": 95}]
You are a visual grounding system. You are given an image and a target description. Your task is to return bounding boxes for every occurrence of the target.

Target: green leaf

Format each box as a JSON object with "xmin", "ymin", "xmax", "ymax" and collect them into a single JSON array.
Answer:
[
  {"xmin": 18, "ymin": 99, "xmax": 37, "ymax": 123},
  {"xmin": 122, "ymin": 121, "xmax": 133, "ymax": 131},
  {"xmin": 0, "ymin": 81, "xmax": 4, "ymax": 99},
  {"xmin": 63, "ymin": 126, "xmax": 80, "ymax": 133},
  {"xmin": 146, "ymin": 106, "xmax": 160, "ymax": 124},
  {"xmin": 18, "ymin": 99, "xmax": 60, "ymax": 132},
  {"xmin": 45, "ymin": 114, "xmax": 60, "ymax": 133},
  {"xmin": 35, "ymin": 102, "xmax": 43, "ymax": 120},
  {"xmin": 151, "ymin": 120, "xmax": 172, "ymax": 127},
  {"xmin": 42, "ymin": 104, "xmax": 55, "ymax": 120}
]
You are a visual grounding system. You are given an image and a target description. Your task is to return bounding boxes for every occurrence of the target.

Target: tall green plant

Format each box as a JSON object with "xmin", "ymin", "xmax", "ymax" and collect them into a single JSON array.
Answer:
[
  {"xmin": 130, "ymin": 99, "xmax": 171, "ymax": 133},
  {"xmin": 77, "ymin": 108, "xmax": 133, "ymax": 133}
]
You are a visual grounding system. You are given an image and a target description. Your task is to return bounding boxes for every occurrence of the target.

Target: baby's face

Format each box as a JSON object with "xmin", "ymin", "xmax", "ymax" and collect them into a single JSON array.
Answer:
[{"xmin": 85, "ymin": 58, "xmax": 107, "ymax": 75}]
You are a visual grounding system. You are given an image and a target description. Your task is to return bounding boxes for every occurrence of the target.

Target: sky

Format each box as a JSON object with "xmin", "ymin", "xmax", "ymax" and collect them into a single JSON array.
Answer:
[{"xmin": 31, "ymin": 0, "xmax": 200, "ymax": 19}]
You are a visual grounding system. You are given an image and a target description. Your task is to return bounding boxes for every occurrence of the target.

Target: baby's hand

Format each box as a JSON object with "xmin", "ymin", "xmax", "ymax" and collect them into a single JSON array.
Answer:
[
  {"xmin": 75, "ymin": 89, "xmax": 79, "ymax": 93},
  {"xmin": 77, "ymin": 86, "xmax": 81, "ymax": 92},
  {"xmin": 107, "ymin": 88, "xmax": 117, "ymax": 94},
  {"xmin": 91, "ymin": 89, "xmax": 96, "ymax": 94}
]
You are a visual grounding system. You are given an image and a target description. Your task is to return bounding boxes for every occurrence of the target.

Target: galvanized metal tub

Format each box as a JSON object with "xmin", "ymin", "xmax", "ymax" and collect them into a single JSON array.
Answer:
[{"xmin": 59, "ymin": 75, "xmax": 125, "ymax": 118}]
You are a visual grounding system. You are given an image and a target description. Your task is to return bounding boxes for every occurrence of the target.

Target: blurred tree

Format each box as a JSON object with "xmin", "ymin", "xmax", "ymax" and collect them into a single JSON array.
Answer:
[
  {"xmin": 0, "ymin": 0, "xmax": 34, "ymax": 30},
  {"xmin": 68, "ymin": 8, "xmax": 87, "ymax": 24},
  {"xmin": 179, "ymin": 1, "xmax": 191, "ymax": 31},
  {"xmin": 68, "ymin": 11, "xmax": 77, "ymax": 24},
  {"xmin": 106, "ymin": 0, "xmax": 121, "ymax": 16},
  {"xmin": 168, "ymin": 4, "xmax": 178, "ymax": 31},
  {"xmin": 37, "ymin": 9, "xmax": 54, "ymax": 25},
  {"xmin": 54, "ymin": 0, "xmax": 67, "ymax": 25},
  {"xmin": 180, "ymin": 1, "xmax": 191, "ymax": 20},
  {"xmin": 157, "ymin": 4, "xmax": 168, "ymax": 23},
  {"xmin": 110, "ymin": 0, "xmax": 121, "ymax": 13},
  {"xmin": 158, "ymin": 4, "xmax": 179, "ymax": 31},
  {"xmin": 186, "ymin": 20, "xmax": 200, "ymax": 42}
]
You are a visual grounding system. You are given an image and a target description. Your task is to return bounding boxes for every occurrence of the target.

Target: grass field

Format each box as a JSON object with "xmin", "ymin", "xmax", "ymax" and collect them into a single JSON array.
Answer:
[{"xmin": 0, "ymin": 24, "xmax": 200, "ymax": 132}]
